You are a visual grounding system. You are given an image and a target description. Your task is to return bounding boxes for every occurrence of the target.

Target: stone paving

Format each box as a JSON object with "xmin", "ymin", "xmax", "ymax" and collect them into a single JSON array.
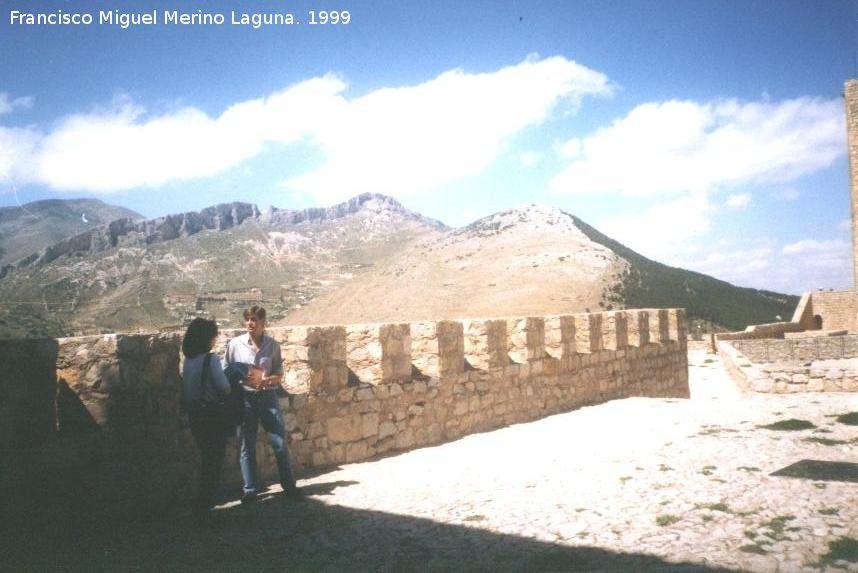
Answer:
[{"xmin": 7, "ymin": 346, "xmax": 858, "ymax": 571}]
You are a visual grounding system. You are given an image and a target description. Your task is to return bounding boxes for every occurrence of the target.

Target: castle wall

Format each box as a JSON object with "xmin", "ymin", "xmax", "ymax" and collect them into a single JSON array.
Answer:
[
  {"xmin": 718, "ymin": 339, "xmax": 858, "ymax": 394},
  {"xmin": 0, "ymin": 309, "xmax": 688, "ymax": 520},
  {"xmin": 728, "ymin": 335, "xmax": 858, "ymax": 363},
  {"xmin": 808, "ymin": 290, "xmax": 858, "ymax": 332}
]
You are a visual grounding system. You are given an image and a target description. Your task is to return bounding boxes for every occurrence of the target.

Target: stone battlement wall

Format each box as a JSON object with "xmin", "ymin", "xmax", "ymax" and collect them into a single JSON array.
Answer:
[
  {"xmin": 728, "ymin": 335, "xmax": 858, "ymax": 363},
  {"xmin": 715, "ymin": 290, "xmax": 856, "ymax": 350},
  {"xmin": 0, "ymin": 309, "xmax": 688, "ymax": 519},
  {"xmin": 718, "ymin": 339, "xmax": 858, "ymax": 394}
]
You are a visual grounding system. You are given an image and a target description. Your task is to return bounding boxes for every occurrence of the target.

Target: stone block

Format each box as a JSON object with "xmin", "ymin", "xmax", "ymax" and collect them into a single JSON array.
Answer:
[
  {"xmin": 327, "ymin": 415, "xmax": 363, "ymax": 443},
  {"xmin": 361, "ymin": 413, "xmax": 379, "ymax": 438}
]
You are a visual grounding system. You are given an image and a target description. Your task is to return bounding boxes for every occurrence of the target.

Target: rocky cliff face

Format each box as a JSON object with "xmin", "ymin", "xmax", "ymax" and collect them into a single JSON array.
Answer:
[
  {"xmin": 2, "ymin": 202, "xmax": 260, "ymax": 275},
  {"xmin": 0, "ymin": 198, "xmax": 142, "ymax": 267},
  {"xmin": 1, "ymin": 193, "xmax": 443, "ymax": 279},
  {"xmin": 265, "ymin": 193, "xmax": 447, "ymax": 230},
  {"xmin": 0, "ymin": 193, "xmax": 446, "ymax": 338}
]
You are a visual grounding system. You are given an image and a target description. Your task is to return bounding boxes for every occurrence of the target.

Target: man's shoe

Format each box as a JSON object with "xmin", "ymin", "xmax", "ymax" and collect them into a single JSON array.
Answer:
[
  {"xmin": 283, "ymin": 486, "xmax": 304, "ymax": 500},
  {"xmin": 241, "ymin": 491, "xmax": 257, "ymax": 504}
]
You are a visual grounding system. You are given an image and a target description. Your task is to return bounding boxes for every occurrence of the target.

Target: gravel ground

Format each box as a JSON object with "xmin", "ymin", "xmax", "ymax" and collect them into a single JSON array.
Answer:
[{"xmin": 7, "ymin": 348, "xmax": 858, "ymax": 572}]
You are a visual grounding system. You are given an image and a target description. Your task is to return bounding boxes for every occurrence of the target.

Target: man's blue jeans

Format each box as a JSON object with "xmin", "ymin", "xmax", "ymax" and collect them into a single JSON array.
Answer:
[{"xmin": 238, "ymin": 389, "xmax": 296, "ymax": 494}]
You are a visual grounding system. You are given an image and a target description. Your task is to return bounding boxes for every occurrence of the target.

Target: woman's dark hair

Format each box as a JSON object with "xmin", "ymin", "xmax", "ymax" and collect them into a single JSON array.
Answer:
[{"xmin": 182, "ymin": 318, "xmax": 218, "ymax": 358}]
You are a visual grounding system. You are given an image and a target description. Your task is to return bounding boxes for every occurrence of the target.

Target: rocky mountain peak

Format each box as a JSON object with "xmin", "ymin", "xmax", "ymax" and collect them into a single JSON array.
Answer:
[
  {"xmin": 265, "ymin": 192, "xmax": 447, "ymax": 230},
  {"xmin": 456, "ymin": 203, "xmax": 583, "ymax": 239}
]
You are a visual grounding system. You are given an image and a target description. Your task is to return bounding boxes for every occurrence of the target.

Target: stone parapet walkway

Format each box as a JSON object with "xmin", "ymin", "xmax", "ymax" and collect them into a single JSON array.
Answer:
[{"xmin": 7, "ymin": 345, "xmax": 858, "ymax": 571}]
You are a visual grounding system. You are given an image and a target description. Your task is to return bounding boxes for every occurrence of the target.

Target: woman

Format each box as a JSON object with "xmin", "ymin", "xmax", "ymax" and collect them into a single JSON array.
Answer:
[{"xmin": 181, "ymin": 317, "xmax": 231, "ymax": 513}]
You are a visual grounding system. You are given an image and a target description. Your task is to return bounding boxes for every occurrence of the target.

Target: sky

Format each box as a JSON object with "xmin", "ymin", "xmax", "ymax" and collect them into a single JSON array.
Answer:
[{"xmin": 0, "ymin": 0, "xmax": 856, "ymax": 295}]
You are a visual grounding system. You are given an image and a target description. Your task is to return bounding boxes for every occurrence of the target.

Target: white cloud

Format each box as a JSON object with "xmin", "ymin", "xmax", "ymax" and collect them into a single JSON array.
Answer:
[
  {"xmin": 771, "ymin": 188, "xmax": 800, "ymax": 201},
  {"xmin": 0, "ymin": 56, "xmax": 610, "ymax": 196},
  {"xmin": 281, "ymin": 55, "xmax": 612, "ymax": 202},
  {"xmin": 683, "ymin": 246, "xmax": 773, "ymax": 279},
  {"xmin": 598, "ymin": 193, "xmax": 711, "ymax": 262},
  {"xmin": 519, "ymin": 150, "xmax": 543, "ymax": 168},
  {"xmin": 550, "ymin": 97, "xmax": 844, "ymax": 197},
  {"xmin": 725, "ymin": 192, "xmax": 751, "ymax": 209},
  {"xmin": 782, "ymin": 238, "xmax": 850, "ymax": 257},
  {"xmin": 556, "ymin": 138, "xmax": 581, "ymax": 158},
  {"xmin": 0, "ymin": 92, "xmax": 34, "ymax": 115},
  {"xmin": 0, "ymin": 126, "xmax": 40, "ymax": 180},
  {"xmin": 672, "ymin": 237, "xmax": 851, "ymax": 294},
  {"xmin": 32, "ymin": 76, "xmax": 346, "ymax": 191}
]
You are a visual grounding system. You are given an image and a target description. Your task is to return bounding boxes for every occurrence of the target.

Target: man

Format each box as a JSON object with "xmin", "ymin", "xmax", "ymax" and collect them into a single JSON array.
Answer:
[{"xmin": 225, "ymin": 305, "xmax": 301, "ymax": 501}]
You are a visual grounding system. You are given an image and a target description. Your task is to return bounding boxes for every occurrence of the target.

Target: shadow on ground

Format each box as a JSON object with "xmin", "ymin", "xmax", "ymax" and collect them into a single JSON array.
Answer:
[{"xmin": 6, "ymin": 480, "xmax": 734, "ymax": 572}]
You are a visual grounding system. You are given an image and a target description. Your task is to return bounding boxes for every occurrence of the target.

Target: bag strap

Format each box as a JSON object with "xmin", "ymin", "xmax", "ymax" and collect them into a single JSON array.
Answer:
[{"xmin": 200, "ymin": 352, "xmax": 214, "ymax": 402}]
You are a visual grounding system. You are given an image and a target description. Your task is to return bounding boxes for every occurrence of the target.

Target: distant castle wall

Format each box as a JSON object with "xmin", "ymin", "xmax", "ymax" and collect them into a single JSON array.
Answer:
[
  {"xmin": 0, "ymin": 309, "xmax": 688, "ymax": 519},
  {"xmin": 718, "ymin": 338, "xmax": 858, "ymax": 394},
  {"xmin": 719, "ymin": 289, "xmax": 856, "ymax": 347},
  {"xmin": 807, "ymin": 290, "xmax": 858, "ymax": 332}
]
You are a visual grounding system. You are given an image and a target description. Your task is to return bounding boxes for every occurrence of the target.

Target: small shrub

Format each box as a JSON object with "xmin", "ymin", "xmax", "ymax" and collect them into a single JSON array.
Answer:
[
  {"xmin": 696, "ymin": 502, "xmax": 732, "ymax": 513},
  {"xmin": 818, "ymin": 537, "xmax": 858, "ymax": 565},
  {"xmin": 819, "ymin": 507, "xmax": 840, "ymax": 516},
  {"xmin": 656, "ymin": 514, "xmax": 681, "ymax": 527},
  {"xmin": 703, "ymin": 358, "xmax": 716, "ymax": 364},
  {"xmin": 804, "ymin": 437, "xmax": 850, "ymax": 446},
  {"xmin": 836, "ymin": 412, "xmax": 858, "ymax": 426},
  {"xmin": 761, "ymin": 515, "xmax": 795, "ymax": 538},
  {"xmin": 739, "ymin": 544, "xmax": 767, "ymax": 555},
  {"xmin": 464, "ymin": 514, "xmax": 486, "ymax": 522},
  {"xmin": 758, "ymin": 419, "xmax": 816, "ymax": 431}
]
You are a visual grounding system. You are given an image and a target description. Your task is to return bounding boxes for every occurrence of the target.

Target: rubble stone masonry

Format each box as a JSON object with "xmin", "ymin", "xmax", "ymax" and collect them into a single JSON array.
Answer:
[
  {"xmin": 0, "ymin": 309, "xmax": 688, "ymax": 519},
  {"xmin": 718, "ymin": 339, "xmax": 858, "ymax": 394}
]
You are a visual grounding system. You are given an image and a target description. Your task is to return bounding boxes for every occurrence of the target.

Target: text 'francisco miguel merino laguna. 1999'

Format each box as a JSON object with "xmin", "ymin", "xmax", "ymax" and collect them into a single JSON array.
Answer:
[{"xmin": 9, "ymin": 9, "xmax": 351, "ymax": 29}]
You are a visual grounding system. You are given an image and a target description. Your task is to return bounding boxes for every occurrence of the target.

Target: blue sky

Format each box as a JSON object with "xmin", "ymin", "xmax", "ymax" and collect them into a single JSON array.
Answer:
[{"xmin": 0, "ymin": 0, "xmax": 855, "ymax": 294}]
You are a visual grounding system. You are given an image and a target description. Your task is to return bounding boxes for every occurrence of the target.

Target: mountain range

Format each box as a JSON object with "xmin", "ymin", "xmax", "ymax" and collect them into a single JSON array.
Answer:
[{"xmin": 0, "ymin": 193, "xmax": 798, "ymax": 338}]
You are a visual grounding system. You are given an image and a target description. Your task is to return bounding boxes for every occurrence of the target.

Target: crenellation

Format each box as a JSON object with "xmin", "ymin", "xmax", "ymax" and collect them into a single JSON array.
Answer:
[
  {"xmin": 436, "ymin": 320, "xmax": 465, "ymax": 376},
  {"xmin": 574, "ymin": 312, "xmax": 603, "ymax": 353},
  {"xmin": 627, "ymin": 310, "xmax": 650, "ymax": 347},
  {"xmin": 656, "ymin": 309, "xmax": 670, "ymax": 343},
  {"xmin": 603, "ymin": 311, "xmax": 628, "ymax": 350},
  {"xmin": 463, "ymin": 318, "xmax": 508, "ymax": 369},
  {"xmin": 379, "ymin": 323, "xmax": 412, "ymax": 383},
  {"xmin": 0, "ymin": 308, "xmax": 690, "ymax": 521},
  {"xmin": 308, "ymin": 326, "xmax": 347, "ymax": 393},
  {"xmin": 668, "ymin": 309, "xmax": 687, "ymax": 349}
]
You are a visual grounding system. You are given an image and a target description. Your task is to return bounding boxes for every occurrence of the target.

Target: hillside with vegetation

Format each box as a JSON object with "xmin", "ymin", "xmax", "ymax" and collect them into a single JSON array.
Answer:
[{"xmin": 571, "ymin": 215, "xmax": 798, "ymax": 331}]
